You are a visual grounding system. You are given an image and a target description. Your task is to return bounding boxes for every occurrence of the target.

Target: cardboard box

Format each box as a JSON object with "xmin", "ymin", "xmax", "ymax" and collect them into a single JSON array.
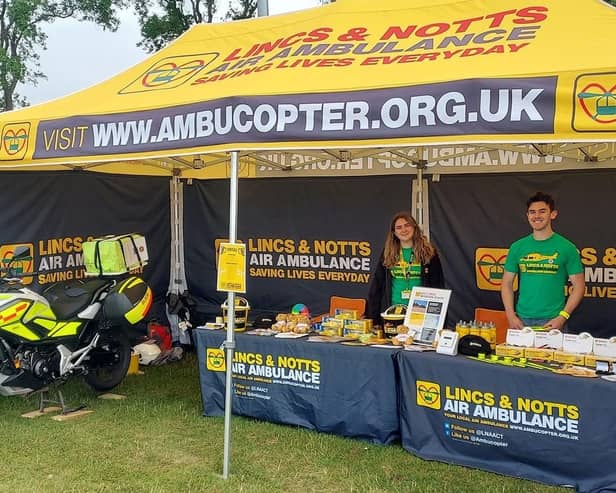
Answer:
[
  {"xmin": 343, "ymin": 319, "xmax": 373, "ymax": 332},
  {"xmin": 83, "ymin": 233, "xmax": 148, "ymax": 276},
  {"xmin": 553, "ymin": 351, "xmax": 586, "ymax": 365},
  {"xmin": 506, "ymin": 328, "xmax": 535, "ymax": 347},
  {"xmin": 585, "ymin": 354, "xmax": 616, "ymax": 368},
  {"xmin": 524, "ymin": 347, "xmax": 555, "ymax": 360},
  {"xmin": 318, "ymin": 317, "xmax": 345, "ymax": 336},
  {"xmin": 495, "ymin": 344, "xmax": 526, "ymax": 358},
  {"xmin": 343, "ymin": 327, "xmax": 366, "ymax": 338},
  {"xmin": 533, "ymin": 330, "xmax": 563, "ymax": 350},
  {"xmin": 334, "ymin": 308, "xmax": 359, "ymax": 320},
  {"xmin": 562, "ymin": 333, "xmax": 594, "ymax": 354},
  {"xmin": 593, "ymin": 337, "xmax": 616, "ymax": 358}
]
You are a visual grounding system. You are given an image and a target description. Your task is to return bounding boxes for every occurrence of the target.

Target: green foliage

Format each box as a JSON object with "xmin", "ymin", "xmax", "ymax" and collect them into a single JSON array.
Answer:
[
  {"xmin": 226, "ymin": 0, "xmax": 256, "ymax": 21},
  {"xmin": 133, "ymin": 0, "xmax": 204, "ymax": 53},
  {"xmin": 0, "ymin": 352, "xmax": 568, "ymax": 492},
  {"xmin": 132, "ymin": 0, "xmax": 256, "ymax": 53},
  {"xmin": 0, "ymin": 0, "xmax": 125, "ymax": 111}
]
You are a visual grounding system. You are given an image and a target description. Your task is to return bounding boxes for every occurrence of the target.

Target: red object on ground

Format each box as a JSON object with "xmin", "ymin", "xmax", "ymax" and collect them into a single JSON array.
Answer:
[{"xmin": 148, "ymin": 321, "xmax": 172, "ymax": 350}]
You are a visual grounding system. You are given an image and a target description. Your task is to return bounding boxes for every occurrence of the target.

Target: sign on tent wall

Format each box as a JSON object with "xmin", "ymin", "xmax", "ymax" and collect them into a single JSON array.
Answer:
[
  {"xmin": 183, "ymin": 175, "xmax": 413, "ymax": 319},
  {"xmin": 0, "ymin": 172, "xmax": 171, "ymax": 311},
  {"xmin": 430, "ymin": 169, "xmax": 616, "ymax": 338}
]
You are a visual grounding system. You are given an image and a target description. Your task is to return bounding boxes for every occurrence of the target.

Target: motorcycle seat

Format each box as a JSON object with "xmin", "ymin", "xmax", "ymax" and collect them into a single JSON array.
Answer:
[{"xmin": 43, "ymin": 279, "xmax": 112, "ymax": 320}]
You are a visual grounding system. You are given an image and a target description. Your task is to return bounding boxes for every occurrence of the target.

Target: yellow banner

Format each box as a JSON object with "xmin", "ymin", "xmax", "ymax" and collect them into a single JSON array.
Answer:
[{"xmin": 1, "ymin": 0, "xmax": 615, "ymax": 170}]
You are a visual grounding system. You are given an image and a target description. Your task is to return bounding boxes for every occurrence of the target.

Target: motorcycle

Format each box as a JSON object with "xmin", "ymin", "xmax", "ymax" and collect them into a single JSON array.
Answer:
[{"xmin": 0, "ymin": 245, "xmax": 152, "ymax": 409}]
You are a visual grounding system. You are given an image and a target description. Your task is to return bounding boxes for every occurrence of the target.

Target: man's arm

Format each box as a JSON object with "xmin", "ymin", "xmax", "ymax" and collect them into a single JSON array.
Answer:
[
  {"xmin": 564, "ymin": 272, "xmax": 585, "ymax": 315},
  {"xmin": 546, "ymin": 273, "xmax": 585, "ymax": 330},
  {"xmin": 501, "ymin": 271, "xmax": 523, "ymax": 329}
]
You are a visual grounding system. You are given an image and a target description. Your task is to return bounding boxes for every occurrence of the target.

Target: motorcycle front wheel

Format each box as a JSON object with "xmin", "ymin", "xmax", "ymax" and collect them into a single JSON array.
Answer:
[{"xmin": 83, "ymin": 329, "xmax": 131, "ymax": 392}]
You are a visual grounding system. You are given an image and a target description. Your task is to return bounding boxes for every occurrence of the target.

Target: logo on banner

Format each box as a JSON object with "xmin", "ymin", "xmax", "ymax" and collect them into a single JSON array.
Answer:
[
  {"xmin": 119, "ymin": 54, "xmax": 219, "ymax": 94},
  {"xmin": 573, "ymin": 73, "xmax": 616, "ymax": 131},
  {"xmin": 206, "ymin": 348, "xmax": 226, "ymax": 371},
  {"xmin": 475, "ymin": 248, "xmax": 512, "ymax": 291},
  {"xmin": 416, "ymin": 380, "xmax": 441, "ymax": 409},
  {"xmin": 1, "ymin": 123, "xmax": 30, "ymax": 160},
  {"xmin": 0, "ymin": 244, "xmax": 34, "ymax": 284}
]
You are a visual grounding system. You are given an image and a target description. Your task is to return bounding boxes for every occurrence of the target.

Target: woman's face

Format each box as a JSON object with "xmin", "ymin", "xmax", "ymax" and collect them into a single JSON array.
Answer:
[{"xmin": 393, "ymin": 217, "xmax": 415, "ymax": 243}]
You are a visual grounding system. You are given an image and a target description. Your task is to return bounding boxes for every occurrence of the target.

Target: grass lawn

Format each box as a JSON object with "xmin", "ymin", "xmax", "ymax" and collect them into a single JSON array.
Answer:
[{"xmin": 0, "ymin": 352, "xmax": 569, "ymax": 493}]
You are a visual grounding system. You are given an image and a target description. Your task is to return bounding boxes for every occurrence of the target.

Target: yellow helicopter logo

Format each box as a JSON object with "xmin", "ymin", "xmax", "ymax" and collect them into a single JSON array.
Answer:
[{"xmin": 573, "ymin": 74, "xmax": 616, "ymax": 131}]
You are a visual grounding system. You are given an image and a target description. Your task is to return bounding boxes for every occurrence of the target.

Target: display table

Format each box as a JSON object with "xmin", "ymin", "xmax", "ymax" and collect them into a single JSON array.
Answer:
[
  {"xmin": 195, "ymin": 329, "xmax": 401, "ymax": 444},
  {"xmin": 395, "ymin": 350, "xmax": 616, "ymax": 493}
]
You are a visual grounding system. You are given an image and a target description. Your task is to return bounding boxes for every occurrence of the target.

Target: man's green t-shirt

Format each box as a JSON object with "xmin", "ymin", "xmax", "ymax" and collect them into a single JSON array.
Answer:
[
  {"xmin": 391, "ymin": 247, "xmax": 422, "ymax": 305},
  {"xmin": 503, "ymin": 233, "xmax": 583, "ymax": 319}
]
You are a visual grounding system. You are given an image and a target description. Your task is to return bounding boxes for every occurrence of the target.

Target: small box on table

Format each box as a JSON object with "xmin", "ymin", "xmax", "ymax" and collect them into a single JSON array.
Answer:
[
  {"xmin": 495, "ymin": 344, "xmax": 526, "ymax": 358},
  {"xmin": 585, "ymin": 354, "xmax": 616, "ymax": 368},
  {"xmin": 334, "ymin": 308, "xmax": 359, "ymax": 320},
  {"xmin": 524, "ymin": 347, "xmax": 555, "ymax": 360},
  {"xmin": 593, "ymin": 337, "xmax": 616, "ymax": 358},
  {"xmin": 553, "ymin": 351, "xmax": 586, "ymax": 365}
]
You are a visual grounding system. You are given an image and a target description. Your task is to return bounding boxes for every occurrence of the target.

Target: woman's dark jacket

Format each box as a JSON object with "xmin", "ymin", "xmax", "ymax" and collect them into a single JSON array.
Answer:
[{"xmin": 366, "ymin": 249, "xmax": 444, "ymax": 323}]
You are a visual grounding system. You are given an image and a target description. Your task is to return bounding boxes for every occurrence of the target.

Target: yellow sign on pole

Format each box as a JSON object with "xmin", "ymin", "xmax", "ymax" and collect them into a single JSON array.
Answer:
[{"xmin": 216, "ymin": 242, "xmax": 246, "ymax": 293}]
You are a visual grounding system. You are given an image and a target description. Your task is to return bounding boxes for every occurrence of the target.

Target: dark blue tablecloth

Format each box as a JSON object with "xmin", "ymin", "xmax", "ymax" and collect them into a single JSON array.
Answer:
[
  {"xmin": 396, "ymin": 350, "xmax": 616, "ymax": 493},
  {"xmin": 195, "ymin": 329, "xmax": 400, "ymax": 445}
]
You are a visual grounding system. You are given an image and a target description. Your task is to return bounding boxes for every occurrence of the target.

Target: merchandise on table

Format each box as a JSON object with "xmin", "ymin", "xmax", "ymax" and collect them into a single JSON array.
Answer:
[
  {"xmin": 391, "ymin": 332, "xmax": 413, "ymax": 346},
  {"xmin": 553, "ymin": 350, "xmax": 586, "ymax": 365},
  {"xmin": 585, "ymin": 354, "xmax": 616, "ymax": 368},
  {"xmin": 505, "ymin": 327, "xmax": 536, "ymax": 347},
  {"xmin": 342, "ymin": 318, "xmax": 373, "ymax": 338},
  {"xmin": 495, "ymin": 344, "xmax": 526, "ymax": 358},
  {"xmin": 314, "ymin": 310, "xmax": 374, "ymax": 338},
  {"xmin": 562, "ymin": 332, "xmax": 594, "ymax": 354},
  {"xmin": 457, "ymin": 334, "xmax": 491, "ymax": 356},
  {"xmin": 552, "ymin": 365, "xmax": 597, "ymax": 377},
  {"xmin": 317, "ymin": 316, "xmax": 345, "ymax": 336},
  {"xmin": 533, "ymin": 329, "xmax": 563, "ymax": 350},
  {"xmin": 221, "ymin": 296, "xmax": 250, "ymax": 331},
  {"xmin": 291, "ymin": 303, "xmax": 310, "ymax": 317},
  {"xmin": 593, "ymin": 337, "xmax": 616, "ymax": 358},
  {"xmin": 333, "ymin": 308, "xmax": 359, "ymax": 319},
  {"xmin": 524, "ymin": 347, "xmax": 555, "ymax": 360},
  {"xmin": 496, "ymin": 327, "xmax": 616, "ymax": 371},
  {"xmin": 271, "ymin": 312, "xmax": 311, "ymax": 334},
  {"xmin": 381, "ymin": 304, "xmax": 407, "ymax": 337},
  {"xmin": 456, "ymin": 320, "xmax": 497, "ymax": 350}
]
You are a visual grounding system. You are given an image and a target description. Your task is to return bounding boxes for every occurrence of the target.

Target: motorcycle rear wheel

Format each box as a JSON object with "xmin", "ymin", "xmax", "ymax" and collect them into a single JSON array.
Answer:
[{"xmin": 83, "ymin": 329, "xmax": 131, "ymax": 392}]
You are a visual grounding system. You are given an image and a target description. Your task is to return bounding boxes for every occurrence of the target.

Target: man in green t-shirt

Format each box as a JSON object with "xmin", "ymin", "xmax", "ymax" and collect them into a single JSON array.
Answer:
[{"xmin": 501, "ymin": 192, "xmax": 585, "ymax": 331}]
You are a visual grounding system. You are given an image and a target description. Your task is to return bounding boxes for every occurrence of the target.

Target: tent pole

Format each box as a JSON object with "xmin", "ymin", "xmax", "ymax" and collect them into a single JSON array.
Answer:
[
  {"xmin": 222, "ymin": 151, "xmax": 239, "ymax": 479},
  {"xmin": 415, "ymin": 159, "xmax": 427, "ymax": 228},
  {"xmin": 257, "ymin": 0, "xmax": 269, "ymax": 16},
  {"xmin": 167, "ymin": 173, "xmax": 190, "ymax": 344}
]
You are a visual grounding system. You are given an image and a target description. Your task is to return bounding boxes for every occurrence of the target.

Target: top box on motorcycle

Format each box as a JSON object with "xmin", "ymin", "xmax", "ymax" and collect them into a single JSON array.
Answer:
[{"xmin": 83, "ymin": 234, "xmax": 149, "ymax": 277}]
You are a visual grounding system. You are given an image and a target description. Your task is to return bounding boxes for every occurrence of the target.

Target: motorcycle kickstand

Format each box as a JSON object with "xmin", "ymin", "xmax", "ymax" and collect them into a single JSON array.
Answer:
[{"xmin": 38, "ymin": 388, "xmax": 86, "ymax": 415}]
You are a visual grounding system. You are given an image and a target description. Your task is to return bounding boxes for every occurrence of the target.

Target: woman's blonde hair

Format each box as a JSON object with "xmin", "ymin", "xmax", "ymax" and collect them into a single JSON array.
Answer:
[{"xmin": 382, "ymin": 211, "xmax": 435, "ymax": 268}]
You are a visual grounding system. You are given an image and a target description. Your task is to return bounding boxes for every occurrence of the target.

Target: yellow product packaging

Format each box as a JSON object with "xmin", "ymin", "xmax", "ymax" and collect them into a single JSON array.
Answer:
[
  {"xmin": 495, "ymin": 344, "xmax": 526, "ymax": 358},
  {"xmin": 343, "ymin": 319, "xmax": 372, "ymax": 333},
  {"xmin": 343, "ymin": 327, "xmax": 365, "ymax": 339},
  {"xmin": 553, "ymin": 351, "xmax": 586, "ymax": 365},
  {"xmin": 524, "ymin": 348, "xmax": 554, "ymax": 361},
  {"xmin": 334, "ymin": 308, "xmax": 359, "ymax": 320},
  {"xmin": 584, "ymin": 354, "xmax": 616, "ymax": 368},
  {"xmin": 321, "ymin": 317, "xmax": 345, "ymax": 336}
]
